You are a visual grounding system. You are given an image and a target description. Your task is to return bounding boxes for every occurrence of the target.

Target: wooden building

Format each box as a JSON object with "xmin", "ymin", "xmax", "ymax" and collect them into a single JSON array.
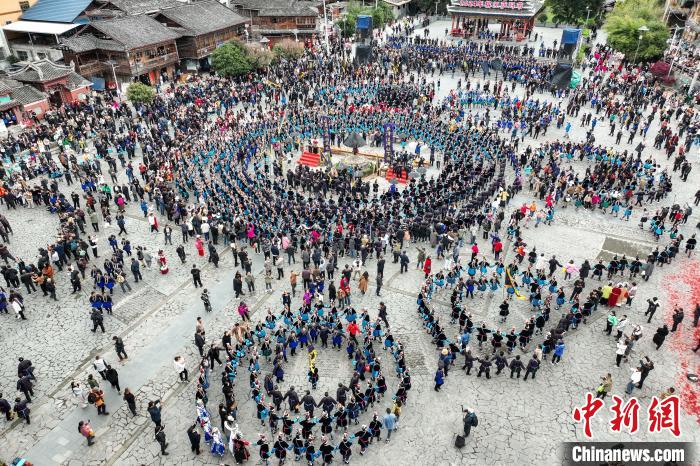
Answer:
[
  {"xmin": 231, "ymin": 0, "xmax": 320, "ymax": 44},
  {"xmin": 683, "ymin": 0, "xmax": 700, "ymax": 42},
  {"xmin": 6, "ymin": 58, "xmax": 92, "ymax": 105},
  {"xmin": 153, "ymin": 1, "xmax": 247, "ymax": 71},
  {"xmin": 60, "ymin": 14, "xmax": 181, "ymax": 89},
  {"xmin": 447, "ymin": 0, "xmax": 543, "ymax": 40},
  {"xmin": 0, "ymin": 78, "xmax": 50, "ymax": 126},
  {"xmin": 83, "ymin": 0, "xmax": 182, "ymax": 19}
]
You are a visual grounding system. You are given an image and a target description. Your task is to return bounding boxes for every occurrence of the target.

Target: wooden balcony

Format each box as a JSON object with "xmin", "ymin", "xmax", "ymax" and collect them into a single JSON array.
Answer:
[
  {"xmin": 77, "ymin": 60, "xmax": 105, "ymax": 77},
  {"xmin": 131, "ymin": 52, "xmax": 179, "ymax": 75},
  {"xmin": 77, "ymin": 59, "xmax": 132, "ymax": 77}
]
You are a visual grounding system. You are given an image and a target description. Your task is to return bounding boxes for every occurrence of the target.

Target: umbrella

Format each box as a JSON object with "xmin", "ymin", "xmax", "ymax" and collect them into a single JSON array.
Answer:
[
  {"xmin": 417, "ymin": 167, "xmax": 427, "ymax": 175},
  {"xmin": 343, "ymin": 133, "xmax": 366, "ymax": 149},
  {"xmin": 336, "ymin": 162, "xmax": 348, "ymax": 170},
  {"xmin": 408, "ymin": 170, "xmax": 419, "ymax": 179}
]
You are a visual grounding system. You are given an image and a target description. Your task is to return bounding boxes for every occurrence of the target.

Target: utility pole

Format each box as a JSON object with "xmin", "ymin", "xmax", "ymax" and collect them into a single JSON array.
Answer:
[
  {"xmin": 667, "ymin": 25, "xmax": 684, "ymax": 77},
  {"xmin": 573, "ymin": 7, "xmax": 590, "ymax": 61},
  {"xmin": 662, "ymin": 0, "xmax": 671, "ymax": 22},
  {"xmin": 689, "ymin": 69, "xmax": 698, "ymax": 95},
  {"xmin": 323, "ymin": 0, "xmax": 330, "ymax": 53}
]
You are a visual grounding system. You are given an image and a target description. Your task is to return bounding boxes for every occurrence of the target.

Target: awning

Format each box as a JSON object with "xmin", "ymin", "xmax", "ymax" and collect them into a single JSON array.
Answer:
[{"xmin": 2, "ymin": 21, "xmax": 81, "ymax": 35}]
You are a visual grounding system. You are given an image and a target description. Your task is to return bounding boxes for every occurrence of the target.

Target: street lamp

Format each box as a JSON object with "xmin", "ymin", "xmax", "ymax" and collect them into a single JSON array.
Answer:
[
  {"xmin": 574, "ymin": 6, "xmax": 591, "ymax": 60},
  {"xmin": 322, "ymin": 0, "xmax": 330, "ymax": 53},
  {"xmin": 633, "ymin": 25, "xmax": 649, "ymax": 64}
]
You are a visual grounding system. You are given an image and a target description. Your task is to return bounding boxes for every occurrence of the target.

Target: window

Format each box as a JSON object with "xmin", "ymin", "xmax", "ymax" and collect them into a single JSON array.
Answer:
[
  {"xmin": 16, "ymin": 51, "xmax": 29, "ymax": 61},
  {"xmin": 295, "ymin": 17, "xmax": 316, "ymax": 26},
  {"xmin": 19, "ymin": 1, "xmax": 30, "ymax": 11},
  {"xmin": 37, "ymin": 52, "xmax": 46, "ymax": 59}
]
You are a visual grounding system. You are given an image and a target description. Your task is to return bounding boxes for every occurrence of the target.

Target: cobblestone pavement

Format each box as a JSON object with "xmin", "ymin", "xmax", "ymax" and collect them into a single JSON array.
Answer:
[{"xmin": 1, "ymin": 21, "xmax": 699, "ymax": 466}]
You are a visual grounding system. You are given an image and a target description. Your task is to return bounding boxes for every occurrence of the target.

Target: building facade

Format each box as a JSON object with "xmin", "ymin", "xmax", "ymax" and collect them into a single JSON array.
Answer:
[
  {"xmin": 0, "ymin": 78, "xmax": 49, "ymax": 126},
  {"xmin": 231, "ymin": 0, "xmax": 320, "ymax": 44},
  {"xmin": 681, "ymin": 0, "xmax": 700, "ymax": 42},
  {"xmin": 0, "ymin": 0, "xmax": 39, "ymax": 25},
  {"xmin": 447, "ymin": 0, "xmax": 543, "ymax": 40},
  {"xmin": 1, "ymin": 0, "xmax": 92, "ymax": 61},
  {"xmin": 382, "ymin": 0, "xmax": 412, "ymax": 19},
  {"xmin": 2, "ymin": 0, "xmax": 244, "ymax": 68},
  {"xmin": 152, "ymin": 1, "xmax": 246, "ymax": 70},
  {"xmin": 60, "ymin": 14, "xmax": 181, "ymax": 89},
  {"xmin": 6, "ymin": 58, "xmax": 91, "ymax": 103}
]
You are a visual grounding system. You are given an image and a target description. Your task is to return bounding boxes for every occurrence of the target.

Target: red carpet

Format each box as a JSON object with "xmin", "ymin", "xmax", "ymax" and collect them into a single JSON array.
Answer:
[
  {"xmin": 298, "ymin": 151, "xmax": 321, "ymax": 167},
  {"xmin": 386, "ymin": 167, "xmax": 408, "ymax": 184}
]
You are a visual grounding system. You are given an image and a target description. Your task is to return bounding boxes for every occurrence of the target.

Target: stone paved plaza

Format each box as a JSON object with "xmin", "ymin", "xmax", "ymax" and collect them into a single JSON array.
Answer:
[{"xmin": 1, "ymin": 20, "xmax": 699, "ymax": 466}]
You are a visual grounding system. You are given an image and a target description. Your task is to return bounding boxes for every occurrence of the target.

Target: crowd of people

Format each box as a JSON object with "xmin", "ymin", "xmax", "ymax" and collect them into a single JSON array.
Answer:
[
  {"xmin": 0, "ymin": 12, "xmax": 698, "ymax": 464},
  {"xmin": 187, "ymin": 298, "xmax": 409, "ymax": 464}
]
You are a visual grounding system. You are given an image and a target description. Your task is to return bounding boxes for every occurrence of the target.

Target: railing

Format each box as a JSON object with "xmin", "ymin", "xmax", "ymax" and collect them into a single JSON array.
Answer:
[
  {"xmin": 9, "ymin": 37, "xmax": 58, "ymax": 47},
  {"xmin": 78, "ymin": 59, "xmax": 132, "ymax": 77},
  {"xmin": 77, "ymin": 60, "xmax": 104, "ymax": 76},
  {"xmin": 131, "ymin": 52, "xmax": 179, "ymax": 74}
]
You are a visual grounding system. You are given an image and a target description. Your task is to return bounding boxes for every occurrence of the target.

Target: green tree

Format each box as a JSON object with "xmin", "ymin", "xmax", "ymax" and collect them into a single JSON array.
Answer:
[
  {"xmin": 337, "ymin": 15, "xmax": 356, "ymax": 37},
  {"xmin": 412, "ymin": 0, "xmax": 448, "ymax": 15},
  {"xmin": 370, "ymin": 2, "xmax": 394, "ymax": 29},
  {"xmin": 604, "ymin": 0, "xmax": 669, "ymax": 62},
  {"xmin": 337, "ymin": 2, "xmax": 362, "ymax": 37},
  {"xmin": 335, "ymin": 2, "xmax": 394, "ymax": 38},
  {"xmin": 245, "ymin": 43, "xmax": 275, "ymax": 69},
  {"xmin": 549, "ymin": 0, "xmax": 602, "ymax": 25},
  {"xmin": 211, "ymin": 40, "xmax": 252, "ymax": 77},
  {"xmin": 272, "ymin": 39, "xmax": 305, "ymax": 60},
  {"xmin": 126, "ymin": 82, "xmax": 155, "ymax": 104}
]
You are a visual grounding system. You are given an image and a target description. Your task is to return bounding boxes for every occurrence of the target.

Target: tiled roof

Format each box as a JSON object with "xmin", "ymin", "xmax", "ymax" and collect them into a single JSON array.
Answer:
[
  {"xmin": 382, "ymin": 0, "xmax": 412, "ymax": 5},
  {"xmin": 65, "ymin": 72, "xmax": 93, "ymax": 90},
  {"xmin": 61, "ymin": 33, "xmax": 126, "ymax": 52},
  {"xmin": 233, "ymin": 0, "xmax": 319, "ymax": 16},
  {"xmin": 0, "ymin": 81, "xmax": 13, "ymax": 95},
  {"xmin": 0, "ymin": 79, "xmax": 47, "ymax": 106},
  {"xmin": 106, "ymin": 0, "xmax": 181, "ymax": 15},
  {"xmin": 10, "ymin": 85, "xmax": 47, "ymax": 106},
  {"xmin": 7, "ymin": 59, "xmax": 73, "ymax": 83},
  {"xmin": 0, "ymin": 101, "xmax": 18, "ymax": 111},
  {"xmin": 21, "ymin": 0, "xmax": 92, "ymax": 23},
  {"xmin": 257, "ymin": 28, "xmax": 317, "ymax": 35},
  {"xmin": 447, "ymin": 0, "xmax": 544, "ymax": 17},
  {"xmin": 90, "ymin": 15, "xmax": 181, "ymax": 49},
  {"xmin": 156, "ymin": 1, "xmax": 247, "ymax": 36}
]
